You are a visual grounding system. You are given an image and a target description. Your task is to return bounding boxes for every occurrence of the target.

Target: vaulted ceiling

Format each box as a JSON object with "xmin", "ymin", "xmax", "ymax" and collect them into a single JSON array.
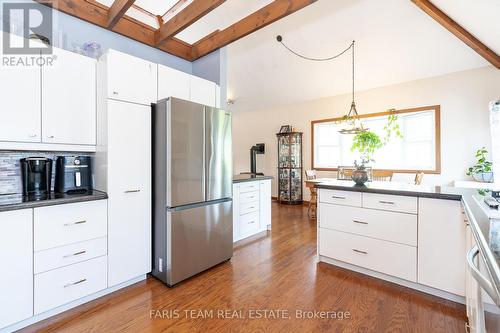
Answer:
[{"xmin": 226, "ymin": 0, "xmax": 500, "ymax": 111}]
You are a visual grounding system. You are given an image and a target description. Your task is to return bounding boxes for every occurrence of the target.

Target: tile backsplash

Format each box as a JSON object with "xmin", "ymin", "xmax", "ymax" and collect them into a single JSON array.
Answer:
[{"xmin": 0, "ymin": 151, "xmax": 94, "ymax": 195}]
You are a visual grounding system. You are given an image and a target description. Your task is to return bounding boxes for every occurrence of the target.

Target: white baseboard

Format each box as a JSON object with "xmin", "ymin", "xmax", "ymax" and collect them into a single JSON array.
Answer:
[
  {"xmin": 1, "ymin": 275, "xmax": 146, "ymax": 333},
  {"xmin": 319, "ymin": 256, "xmax": 465, "ymax": 304}
]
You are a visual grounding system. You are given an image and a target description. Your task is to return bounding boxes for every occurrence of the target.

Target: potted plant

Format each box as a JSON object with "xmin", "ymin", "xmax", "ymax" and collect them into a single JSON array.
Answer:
[
  {"xmin": 351, "ymin": 131, "xmax": 383, "ymax": 185},
  {"xmin": 466, "ymin": 147, "xmax": 494, "ymax": 183}
]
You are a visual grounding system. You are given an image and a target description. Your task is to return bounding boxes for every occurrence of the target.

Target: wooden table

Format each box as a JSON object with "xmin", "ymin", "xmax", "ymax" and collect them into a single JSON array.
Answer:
[{"xmin": 305, "ymin": 178, "xmax": 333, "ymax": 219}]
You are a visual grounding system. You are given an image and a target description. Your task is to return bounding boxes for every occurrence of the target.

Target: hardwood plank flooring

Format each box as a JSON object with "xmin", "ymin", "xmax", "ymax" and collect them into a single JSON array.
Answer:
[{"xmin": 21, "ymin": 203, "xmax": 466, "ymax": 333}]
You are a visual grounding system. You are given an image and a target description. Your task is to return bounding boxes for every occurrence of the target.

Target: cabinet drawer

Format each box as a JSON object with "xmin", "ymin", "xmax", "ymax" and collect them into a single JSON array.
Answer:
[
  {"xmin": 319, "ymin": 204, "xmax": 417, "ymax": 246},
  {"xmin": 34, "ymin": 200, "xmax": 107, "ymax": 251},
  {"xmin": 239, "ymin": 181, "xmax": 260, "ymax": 194},
  {"xmin": 319, "ymin": 228, "xmax": 417, "ymax": 282},
  {"xmin": 319, "ymin": 189, "xmax": 362, "ymax": 207},
  {"xmin": 240, "ymin": 201, "xmax": 259, "ymax": 215},
  {"xmin": 362, "ymin": 193, "xmax": 417, "ymax": 214},
  {"xmin": 240, "ymin": 211, "xmax": 260, "ymax": 236},
  {"xmin": 240, "ymin": 190, "xmax": 259, "ymax": 203},
  {"xmin": 34, "ymin": 256, "xmax": 107, "ymax": 314},
  {"xmin": 34, "ymin": 237, "xmax": 107, "ymax": 274}
]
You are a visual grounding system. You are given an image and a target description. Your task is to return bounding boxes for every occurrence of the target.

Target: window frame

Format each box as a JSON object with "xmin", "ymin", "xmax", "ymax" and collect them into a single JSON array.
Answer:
[{"xmin": 310, "ymin": 105, "xmax": 441, "ymax": 174}]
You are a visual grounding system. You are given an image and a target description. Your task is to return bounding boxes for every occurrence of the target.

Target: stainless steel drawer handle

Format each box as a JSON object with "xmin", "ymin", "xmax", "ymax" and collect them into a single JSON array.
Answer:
[
  {"xmin": 64, "ymin": 220, "xmax": 86, "ymax": 227},
  {"xmin": 63, "ymin": 250, "xmax": 86, "ymax": 258},
  {"xmin": 379, "ymin": 201, "xmax": 395, "ymax": 205},
  {"xmin": 332, "ymin": 196, "xmax": 346, "ymax": 200},
  {"xmin": 352, "ymin": 249, "xmax": 368, "ymax": 255},
  {"xmin": 47, "ymin": 135, "xmax": 55, "ymax": 139},
  {"xmin": 113, "ymin": 91, "xmax": 119, "ymax": 95},
  {"xmin": 29, "ymin": 133, "xmax": 37, "ymax": 137},
  {"xmin": 125, "ymin": 189, "xmax": 141, "ymax": 193},
  {"xmin": 249, "ymin": 221, "xmax": 256, "ymax": 224},
  {"xmin": 248, "ymin": 206, "xmax": 255, "ymax": 209},
  {"xmin": 64, "ymin": 278, "xmax": 87, "ymax": 288},
  {"xmin": 353, "ymin": 220, "xmax": 368, "ymax": 225}
]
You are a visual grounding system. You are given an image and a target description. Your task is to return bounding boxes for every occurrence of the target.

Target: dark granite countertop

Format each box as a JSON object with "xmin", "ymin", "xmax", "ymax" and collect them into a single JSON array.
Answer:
[
  {"xmin": 0, "ymin": 190, "xmax": 108, "ymax": 212},
  {"xmin": 233, "ymin": 174, "xmax": 273, "ymax": 184},
  {"xmin": 315, "ymin": 179, "xmax": 500, "ymax": 303},
  {"xmin": 315, "ymin": 179, "xmax": 464, "ymax": 200}
]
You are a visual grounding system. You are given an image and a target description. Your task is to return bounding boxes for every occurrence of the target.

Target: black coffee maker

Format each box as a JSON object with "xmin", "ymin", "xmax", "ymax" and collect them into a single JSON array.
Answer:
[{"xmin": 20, "ymin": 157, "xmax": 53, "ymax": 197}]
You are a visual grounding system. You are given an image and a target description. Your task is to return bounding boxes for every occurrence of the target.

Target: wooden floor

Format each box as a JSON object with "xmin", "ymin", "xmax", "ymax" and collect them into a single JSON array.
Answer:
[{"xmin": 22, "ymin": 203, "xmax": 466, "ymax": 333}]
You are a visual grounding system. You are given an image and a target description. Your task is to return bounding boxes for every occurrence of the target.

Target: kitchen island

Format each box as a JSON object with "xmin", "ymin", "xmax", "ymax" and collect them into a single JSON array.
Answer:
[{"xmin": 315, "ymin": 180, "xmax": 500, "ymax": 306}]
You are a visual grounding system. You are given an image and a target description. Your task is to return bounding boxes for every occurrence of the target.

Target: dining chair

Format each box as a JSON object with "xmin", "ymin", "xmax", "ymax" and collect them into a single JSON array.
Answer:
[
  {"xmin": 414, "ymin": 172, "xmax": 425, "ymax": 185},
  {"xmin": 305, "ymin": 170, "xmax": 318, "ymax": 219},
  {"xmin": 372, "ymin": 170, "xmax": 394, "ymax": 182},
  {"xmin": 337, "ymin": 166, "xmax": 355, "ymax": 180}
]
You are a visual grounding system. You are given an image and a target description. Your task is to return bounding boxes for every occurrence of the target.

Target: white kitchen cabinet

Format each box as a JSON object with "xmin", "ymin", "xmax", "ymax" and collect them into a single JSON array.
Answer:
[
  {"xmin": 105, "ymin": 49, "xmax": 157, "ymax": 105},
  {"xmin": 233, "ymin": 179, "xmax": 272, "ymax": 242},
  {"xmin": 98, "ymin": 100, "xmax": 152, "ymax": 287},
  {"xmin": 0, "ymin": 209, "xmax": 33, "ymax": 328},
  {"xmin": 0, "ymin": 33, "xmax": 41, "ymax": 144},
  {"xmin": 42, "ymin": 47, "xmax": 96, "ymax": 145},
  {"xmin": 418, "ymin": 198, "xmax": 466, "ymax": 296},
  {"xmin": 190, "ymin": 75, "xmax": 216, "ymax": 107},
  {"xmin": 158, "ymin": 64, "xmax": 190, "ymax": 101},
  {"xmin": 259, "ymin": 180, "xmax": 272, "ymax": 229}
]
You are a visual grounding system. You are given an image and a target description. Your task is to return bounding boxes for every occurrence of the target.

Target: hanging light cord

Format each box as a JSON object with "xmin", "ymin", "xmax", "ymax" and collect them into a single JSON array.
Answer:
[{"xmin": 276, "ymin": 35, "xmax": 356, "ymax": 105}]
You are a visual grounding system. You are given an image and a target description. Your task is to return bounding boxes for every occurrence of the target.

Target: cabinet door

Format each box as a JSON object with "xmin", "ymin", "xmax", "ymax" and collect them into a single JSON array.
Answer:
[
  {"xmin": 260, "ymin": 180, "xmax": 272, "ymax": 230},
  {"xmin": 42, "ymin": 47, "xmax": 96, "ymax": 145},
  {"xmin": 158, "ymin": 65, "xmax": 190, "ymax": 101},
  {"xmin": 107, "ymin": 100, "xmax": 151, "ymax": 286},
  {"xmin": 418, "ymin": 198, "xmax": 466, "ymax": 296},
  {"xmin": 107, "ymin": 50, "xmax": 157, "ymax": 105},
  {"xmin": 0, "ymin": 209, "xmax": 33, "ymax": 328},
  {"xmin": 0, "ymin": 33, "xmax": 41, "ymax": 143},
  {"xmin": 190, "ymin": 75, "xmax": 216, "ymax": 107}
]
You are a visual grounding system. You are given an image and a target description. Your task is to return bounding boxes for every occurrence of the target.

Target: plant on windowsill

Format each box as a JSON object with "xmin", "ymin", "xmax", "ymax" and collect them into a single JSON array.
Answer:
[
  {"xmin": 350, "ymin": 109, "xmax": 403, "ymax": 185},
  {"xmin": 466, "ymin": 147, "xmax": 494, "ymax": 183}
]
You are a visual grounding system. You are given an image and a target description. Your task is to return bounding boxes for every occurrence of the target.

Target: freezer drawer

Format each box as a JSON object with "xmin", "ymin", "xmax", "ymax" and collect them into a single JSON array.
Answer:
[{"xmin": 166, "ymin": 200, "xmax": 233, "ymax": 286}]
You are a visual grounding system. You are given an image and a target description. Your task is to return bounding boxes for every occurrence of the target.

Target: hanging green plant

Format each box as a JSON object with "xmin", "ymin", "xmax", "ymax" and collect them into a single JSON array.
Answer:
[
  {"xmin": 351, "ymin": 131, "xmax": 383, "ymax": 169},
  {"xmin": 383, "ymin": 108, "xmax": 403, "ymax": 144}
]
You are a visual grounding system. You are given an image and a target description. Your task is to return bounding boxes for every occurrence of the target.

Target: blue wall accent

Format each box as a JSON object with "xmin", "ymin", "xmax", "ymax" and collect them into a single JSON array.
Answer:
[{"xmin": 192, "ymin": 48, "xmax": 228, "ymax": 108}]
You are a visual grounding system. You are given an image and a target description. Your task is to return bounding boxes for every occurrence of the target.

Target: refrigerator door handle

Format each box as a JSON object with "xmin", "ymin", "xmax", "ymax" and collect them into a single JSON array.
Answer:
[{"xmin": 202, "ymin": 107, "xmax": 207, "ymax": 201}]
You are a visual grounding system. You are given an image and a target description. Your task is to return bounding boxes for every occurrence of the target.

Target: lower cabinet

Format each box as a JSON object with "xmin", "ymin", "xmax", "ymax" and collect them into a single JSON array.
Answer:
[
  {"xmin": 233, "ymin": 179, "xmax": 272, "ymax": 242},
  {"xmin": 0, "ymin": 209, "xmax": 33, "ymax": 328},
  {"xmin": 318, "ymin": 189, "xmax": 467, "ymax": 299},
  {"xmin": 418, "ymin": 198, "xmax": 466, "ymax": 296},
  {"xmin": 34, "ymin": 256, "xmax": 107, "ymax": 314}
]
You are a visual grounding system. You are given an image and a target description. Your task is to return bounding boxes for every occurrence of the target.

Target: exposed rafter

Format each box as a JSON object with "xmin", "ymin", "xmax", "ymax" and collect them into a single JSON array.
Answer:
[
  {"xmin": 191, "ymin": 0, "xmax": 318, "ymax": 60},
  {"xmin": 156, "ymin": 0, "xmax": 226, "ymax": 46},
  {"xmin": 35, "ymin": 0, "xmax": 193, "ymax": 60},
  {"xmin": 412, "ymin": 0, "xmax": 500, "ymax": 69},
  {"xmin": 107, "ymin": 0, "xmax": 136, "ymax": 29}
]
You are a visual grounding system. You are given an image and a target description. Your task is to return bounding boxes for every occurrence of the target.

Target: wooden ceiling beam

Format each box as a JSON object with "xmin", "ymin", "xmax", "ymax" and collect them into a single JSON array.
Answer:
[
  {"xmin": 34, "ymin": 0, "xmax": 193, "ymax": 60},
  {"xmin": 191, "ymin": 0, "xmax": 318, "ymax": 60},
  {"xmin": 156, "ymin": 0, "xmax": 226, "ymax": 46},
  {"xmin": 107, "ymin": 0, "xmax": 136, "ymax": 28},
  {"xmin": 412, "ymin": 0, "xmax": 500, "ymax": 69}
]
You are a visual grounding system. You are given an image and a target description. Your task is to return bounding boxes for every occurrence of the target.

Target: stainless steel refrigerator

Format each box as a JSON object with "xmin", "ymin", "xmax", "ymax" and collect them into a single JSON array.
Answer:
[{"xmin": 152, "ymin": 97, "xmax": 233, "ymax": 286}]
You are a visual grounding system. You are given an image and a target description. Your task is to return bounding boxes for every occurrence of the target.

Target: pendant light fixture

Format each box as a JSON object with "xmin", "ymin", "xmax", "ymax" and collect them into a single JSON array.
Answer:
[{"xmin": 277, "ymin": 36, "xmax": 367, "ymax": 134}]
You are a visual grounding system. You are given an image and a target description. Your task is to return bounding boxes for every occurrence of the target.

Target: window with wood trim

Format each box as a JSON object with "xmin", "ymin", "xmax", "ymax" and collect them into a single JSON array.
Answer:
[{"xmin": 311, "ymin": 106, "xmax": 441, "ymax": 174}]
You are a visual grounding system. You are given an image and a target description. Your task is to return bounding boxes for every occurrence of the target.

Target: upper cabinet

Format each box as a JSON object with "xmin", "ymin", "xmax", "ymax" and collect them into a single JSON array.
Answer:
[
  {"xmin": 190, "ymin": 75, "xmax": 216, "ymax": 107},
  {"xmin": 0, "ymin": 33, "xmax": 41, "ymax": 143},
  {"xmin": 158, "ymin": 65, "xmax": 190, "ymax": 101},
  {"xmin": 42, "ymin": 47, "xmax": 96, "ymax": 145},
  {"xmin": 105, "ymin": 50, "xmax": 157, "ymax": 105},
  {"xmin": 0, "ymin": 33, "xmax": 96, "ymax": 151}
]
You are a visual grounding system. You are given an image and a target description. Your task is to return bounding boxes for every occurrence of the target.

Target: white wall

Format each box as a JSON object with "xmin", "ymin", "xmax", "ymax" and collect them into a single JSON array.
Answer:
[{"xmin": 232, "ymin": 66, "xmax": 500, "ymax": 199}]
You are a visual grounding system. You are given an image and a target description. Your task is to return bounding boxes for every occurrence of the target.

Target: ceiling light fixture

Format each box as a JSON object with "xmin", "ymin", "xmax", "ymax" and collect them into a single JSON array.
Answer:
[{"xmin": 276, "ymin": 36, "xmax": 367, "ymax": 134}]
